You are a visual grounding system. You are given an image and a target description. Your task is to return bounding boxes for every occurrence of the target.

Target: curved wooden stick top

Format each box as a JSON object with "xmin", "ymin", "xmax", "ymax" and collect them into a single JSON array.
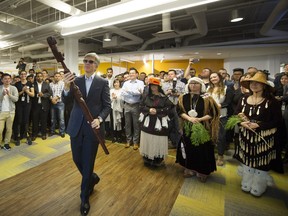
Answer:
[{"xmin": 47, "ymin": 37, "xmax": 65, "ymax": 64}]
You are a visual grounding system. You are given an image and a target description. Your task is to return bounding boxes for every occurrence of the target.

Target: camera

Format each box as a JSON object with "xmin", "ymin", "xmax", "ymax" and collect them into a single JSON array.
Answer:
[
  {"xmin": 171, "ymin": 77, "xmax": 177, "ymax": 93},
  {"xmin": 189, "ymin": 58, "xmax": 200, "ymax": 63}
]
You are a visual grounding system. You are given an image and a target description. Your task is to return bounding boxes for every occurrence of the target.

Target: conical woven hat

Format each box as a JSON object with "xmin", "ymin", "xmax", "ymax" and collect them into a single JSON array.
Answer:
[{"xmin": 240, "ymin": 71, "xmax": 272, "ymax": 90}]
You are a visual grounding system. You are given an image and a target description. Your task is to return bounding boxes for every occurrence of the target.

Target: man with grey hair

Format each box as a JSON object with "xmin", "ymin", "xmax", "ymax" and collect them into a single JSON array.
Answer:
[{"xmin": 63, "ymin": 52, "xmax": 111, "ymax": 215}]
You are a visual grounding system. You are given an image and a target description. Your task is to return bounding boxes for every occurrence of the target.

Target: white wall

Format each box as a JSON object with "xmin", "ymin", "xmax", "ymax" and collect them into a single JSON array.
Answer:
[{"xmin": 224, "ymin": 54, "xmax": 288, "ymax": 78}]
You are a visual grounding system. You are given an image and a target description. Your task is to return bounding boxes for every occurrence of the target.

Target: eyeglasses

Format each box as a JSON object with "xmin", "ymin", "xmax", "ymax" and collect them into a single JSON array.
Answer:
[
  {"xmin": 83, "ymin": 59, "xmax": 96, "ymax": 64},
  {"xmin": 189, "ymin": 82, "xmax": 200, "ymax": 85}
]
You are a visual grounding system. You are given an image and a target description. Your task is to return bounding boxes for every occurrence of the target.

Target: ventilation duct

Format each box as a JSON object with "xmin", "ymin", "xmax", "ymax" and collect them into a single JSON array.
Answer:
[
  {"xmin": 260, "ymin": 0, "xmax": 288, "ymax": 37},
  {"xmin": 153, "ymin": 13, "xmax": 178, "ymax": 38},
  {"xmin": 18, "ymin": 43, "xmax": 48, "ymax": 53},
  {"xmin": 139, "ymin": 10, "xmax": 208, "ymax": 51}
]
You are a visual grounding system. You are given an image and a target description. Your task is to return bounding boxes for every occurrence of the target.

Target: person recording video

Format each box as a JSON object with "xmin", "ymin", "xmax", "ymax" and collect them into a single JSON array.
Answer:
[
  {"xmin": 16, "ymin": 58, "xmax": 27, "ymax": 73},
  {"xmin": 162, "ymin": 69, "xmax": 185, "ymax": 148}
]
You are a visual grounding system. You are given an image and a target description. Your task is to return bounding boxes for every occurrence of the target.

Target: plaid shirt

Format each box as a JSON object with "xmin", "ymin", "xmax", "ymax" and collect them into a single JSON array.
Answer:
[{"xmin": 50, "ymin": 80, "xmax": 64, "ymax": 102}]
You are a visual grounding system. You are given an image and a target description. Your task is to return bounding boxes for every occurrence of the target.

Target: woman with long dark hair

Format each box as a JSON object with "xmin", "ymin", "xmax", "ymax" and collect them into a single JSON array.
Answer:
[
  {"xmin": 207, "ymin": 72, "xmax": 234, "ymax": 166},
  {"xmin": 139, "ymin": 77, "xmax": 173, "ymax": 166},
  {"xmin": 110, "ymin": 79, "xmax": 124, "ymax": 143},
  {"xmin": 234, "ymin": 71, "xmax": 282, "ymax": 196}
]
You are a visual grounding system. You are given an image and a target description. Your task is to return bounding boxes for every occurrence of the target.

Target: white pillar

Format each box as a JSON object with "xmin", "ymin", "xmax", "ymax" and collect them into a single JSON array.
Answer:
[{"xmin": 64, "ymin": 36, "xmax": 79, "ymax": 76}]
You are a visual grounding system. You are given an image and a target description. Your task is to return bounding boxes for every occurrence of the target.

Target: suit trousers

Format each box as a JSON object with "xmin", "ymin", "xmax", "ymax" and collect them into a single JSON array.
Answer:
[
  {"xmin": 32, "ymin": 103, "xmax": 49, "ymax": 136},
  {"xmin": 124, "ymin": 103, "xmax": 140, "ymax": 145},
  {"xmin": 70, "ymin": 120, "xmax": 99, "ymax": 202}
]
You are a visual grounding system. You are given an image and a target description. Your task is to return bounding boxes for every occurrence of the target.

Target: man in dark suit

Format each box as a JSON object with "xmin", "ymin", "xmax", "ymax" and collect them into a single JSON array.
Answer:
[
  {"xmin": 63, "ymin": 53, "xmax": 111, "ymax": 216},
  {"xmin": 31, "ymin": 72, "xmax": 52, "ymax": 140}
]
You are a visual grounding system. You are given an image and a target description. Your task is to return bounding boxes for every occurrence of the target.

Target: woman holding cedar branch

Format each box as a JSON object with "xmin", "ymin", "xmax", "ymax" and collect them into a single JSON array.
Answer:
[
  {"xmin": 234, "ymin": 71, "xmax": 283, "ymax": 196},
  {"xmin": 176, "ymin": 77, "xmax": 220, "ymax": 182}
]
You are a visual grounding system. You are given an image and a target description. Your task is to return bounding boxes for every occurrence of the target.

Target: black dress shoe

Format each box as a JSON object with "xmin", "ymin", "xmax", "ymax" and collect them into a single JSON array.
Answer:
[
  {"xmin": 89, "ymin": 173, "xmax": 100, "ymax": 196},
  {"xmin": 15, "ymin": 140, "xmax": 20, "ymax": 146},
  {"xmin": 80, "ymin": 201, "xmax": 90, "ymax": 216},
  {"xmin": 27, "ymin": 138, "xmax": 32, "ymax": 145},
  {"xmin": 60, "ymin": 133, "xmax": 65, "ymax": 138},
  {"xmin": 42, "ymin": 135, "xmax": 47, "ymax": 140}
]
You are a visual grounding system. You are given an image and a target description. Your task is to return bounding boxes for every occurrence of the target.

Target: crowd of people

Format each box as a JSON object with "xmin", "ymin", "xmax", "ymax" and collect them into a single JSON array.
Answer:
[
  {"xmin": 0, "ymin": 68, "xmax": 67, "ymax": 151},
  {"xmin": 101, "ymin": 61, "xmax": 288, "ymax": 197},
  {"xmin": 1, "ymin": 58, "xmax": 288, "ymax": 201}
]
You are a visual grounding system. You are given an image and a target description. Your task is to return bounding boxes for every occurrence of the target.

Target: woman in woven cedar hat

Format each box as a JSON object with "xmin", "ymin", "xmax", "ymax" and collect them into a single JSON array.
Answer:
[
  {"xmin": 139, "ymin": 77, "xmax": 174, "ymax": 167},
  {"xmin": 234, "ymin": 71, "xmax": 283, "ymax": 196},
  {"xmin": 176, "ymin": 77, "xmax": 220, "ymax": 182}
]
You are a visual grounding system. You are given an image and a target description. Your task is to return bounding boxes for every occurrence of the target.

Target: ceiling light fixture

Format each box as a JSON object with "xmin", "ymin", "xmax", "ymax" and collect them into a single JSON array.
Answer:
[
  {"xmin": 230, "ymin": 9, "xmax": 244, "ymax": 22},
  {"xmin": 103, "ymin": 33, "xmax": 112, "ymax": 42},
  {"xmin": 0, "ymin": 41, "xmax": 11, "ymax": 49},
  {"xmin": 59, "ymin": 0, "xmax": 220, "ymax": 36}
]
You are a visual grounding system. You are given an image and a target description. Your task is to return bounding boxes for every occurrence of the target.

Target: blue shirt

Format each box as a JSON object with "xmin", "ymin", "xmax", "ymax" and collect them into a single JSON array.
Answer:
[
  {"xmin": 85, "ymin": 74, "xmax": 95, "ymax": 95},
  {"xmin": 121, "ymin": 79, "xmax": 144, "ymax": 104}
]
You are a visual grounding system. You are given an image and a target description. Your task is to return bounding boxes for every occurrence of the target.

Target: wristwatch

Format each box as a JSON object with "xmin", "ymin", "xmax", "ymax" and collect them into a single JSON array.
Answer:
[{"xmin": 98, "ymin": 116, "xmax": 103, "ymax": 123}]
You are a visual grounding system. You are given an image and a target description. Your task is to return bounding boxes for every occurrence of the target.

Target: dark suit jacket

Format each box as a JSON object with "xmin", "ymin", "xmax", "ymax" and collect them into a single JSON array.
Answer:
[
  {"xmin": 32, "ymin": 81, "xmax": 52, "ymax": 112},
  {"xmin": 63, "ymin": 75, "xmax": 111, "ymax": 138}
]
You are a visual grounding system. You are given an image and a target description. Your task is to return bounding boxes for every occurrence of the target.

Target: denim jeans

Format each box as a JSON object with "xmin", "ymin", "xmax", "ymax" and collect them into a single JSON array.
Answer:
[{"xmin": 51, "ymin": 102, "xmax": 65, "ymax": 134}]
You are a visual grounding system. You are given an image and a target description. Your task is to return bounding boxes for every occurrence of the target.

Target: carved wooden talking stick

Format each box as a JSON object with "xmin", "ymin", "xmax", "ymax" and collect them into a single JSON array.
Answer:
[{"xmin": 47, "ymin": 36, "xmax": 109, "ymax": 155}]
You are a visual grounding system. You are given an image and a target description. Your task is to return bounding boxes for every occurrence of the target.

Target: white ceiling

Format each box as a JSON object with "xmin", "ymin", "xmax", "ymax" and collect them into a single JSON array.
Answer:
[{"xmin": 0, "ymin": 0, "xmax": 287, "ymax": 64}]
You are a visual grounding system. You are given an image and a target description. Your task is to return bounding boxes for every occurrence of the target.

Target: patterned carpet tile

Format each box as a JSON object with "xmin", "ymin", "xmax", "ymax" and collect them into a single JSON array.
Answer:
[
  {"xmin": 171, "ymin": 157, "xmax": 288, "ymax": 216},
  {"xmin": 0, "ymin": 136, "xmax": 71, "ymax": 181},
  {"xmin": 170, "ymin": 194, "xmax": 224, "ymax": 216},
  {"xmin": 225, "ymin": 190, "xmax": 288, "ymax": 216}
]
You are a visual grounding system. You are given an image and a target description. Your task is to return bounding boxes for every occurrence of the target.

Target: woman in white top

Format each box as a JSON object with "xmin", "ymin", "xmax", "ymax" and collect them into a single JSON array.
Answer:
[
  {"xmin": 207, "ymin": 72, "xmax": 234, "ymax": 166},
  {"xmin": 110, "ymin": 79, "xmax": 124, "ymax": 143}
]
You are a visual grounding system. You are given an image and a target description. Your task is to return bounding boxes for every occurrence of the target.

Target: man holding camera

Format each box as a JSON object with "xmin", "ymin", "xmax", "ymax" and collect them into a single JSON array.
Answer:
[
  {"xmin": 162, "ymin": 69, "xmax": 185, "ymax": 148},
  {"xmin": 16, "ymin": 58, "xmax": 27, "ymax": 73}
]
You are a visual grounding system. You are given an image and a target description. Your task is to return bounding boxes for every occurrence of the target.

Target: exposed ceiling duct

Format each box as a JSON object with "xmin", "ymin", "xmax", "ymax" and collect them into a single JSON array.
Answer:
[
  {"xmin": 36, "ymin": 0, "xmax": 83, "ymax": 16},
  {"xmin": 0, "ymin": 21, "xmax": 61, "ymax": 41},
  {"xmin": 0, "ymin": 21, "xmax": 26, "ymax": 34},
  {"xmin": 23, "ymin": 52, "xmax": 54, "ymax": 59},
  {"xmin": 182, "ymin": 12, "xmax": 208, "ymax": 46},
  {"xmin": 103, "ymin": 25, "xmax": 143, "ymax": 48},
  {"xmin": 153, "ymin": 13, "xmax": 178, "ymax": 38},
  {"xmin": 0, "ymin": 0, "xmax": 287, "ymax": 64},
  {"xmin": 139, "ymin": 10, "xmax": 208, "ymax": 51},
  {"xmin": 260, "ymin": 0, "xmax": 288, "ymax": 37},
  {"xmin": 18, "ymin": 43, "xmax": 48, "ymax": 53}
]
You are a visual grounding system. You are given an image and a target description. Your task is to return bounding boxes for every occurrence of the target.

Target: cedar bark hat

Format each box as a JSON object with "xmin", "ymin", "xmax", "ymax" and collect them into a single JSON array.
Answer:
[
  {"xmin": 148, "ymin": 77, "xmax": 161, "ymax": 86},
  {"xmin": 185, "ymin": 77, "xmax": 206, "ymax": 93},
  {"xmin": 240, "ymin": 71, "xmax": 274, "ymax": 91}
]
